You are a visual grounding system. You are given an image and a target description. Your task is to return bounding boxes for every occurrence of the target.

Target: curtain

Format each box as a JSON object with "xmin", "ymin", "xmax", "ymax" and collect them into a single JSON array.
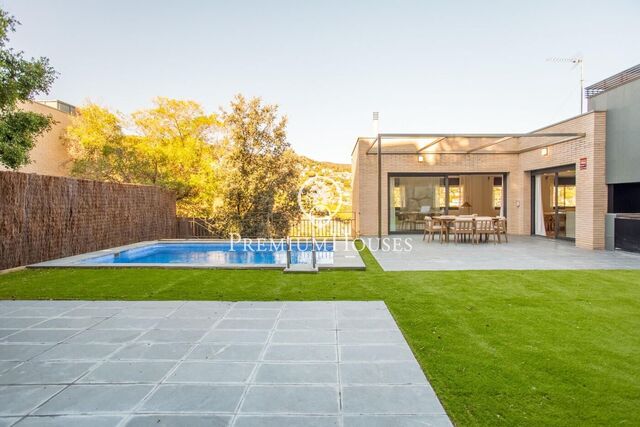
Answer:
[{"xmin": 534, "ymin": 175, "xmax": 546, "ymax": 236}]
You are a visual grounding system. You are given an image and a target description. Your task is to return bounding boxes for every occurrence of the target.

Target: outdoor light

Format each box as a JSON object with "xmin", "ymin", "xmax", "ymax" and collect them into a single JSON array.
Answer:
[
  {"xmin": 418, "ymin": 155, "xmax": 424, "ymax": 162},
  {"xmin": 541, "ymin": 147, "xmax": 549, "ymax": 156}
]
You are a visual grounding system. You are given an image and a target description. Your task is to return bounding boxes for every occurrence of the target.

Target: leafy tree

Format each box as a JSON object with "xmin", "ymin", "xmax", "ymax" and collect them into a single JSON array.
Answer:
[
  {"xmin": 65, "ymin": 98, "xmax": 222, "ymax": 216},
  {"xmin": 218, "ymin": 95, "xmax": 301, "ymax": 237},
  {"xmin": 0, "ymin": 8, "xmax": 57, "ymax": 169}
]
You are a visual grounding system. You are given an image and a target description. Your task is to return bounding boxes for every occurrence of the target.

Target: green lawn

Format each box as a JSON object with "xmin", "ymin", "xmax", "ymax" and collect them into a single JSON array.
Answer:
[{"xmin": 1, "ymin": 249, "xmax": 639, "ymax": 426}]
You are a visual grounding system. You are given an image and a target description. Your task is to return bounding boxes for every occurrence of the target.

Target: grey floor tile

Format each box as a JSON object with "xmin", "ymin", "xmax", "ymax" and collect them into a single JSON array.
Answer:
[
  {"xmin": 285, "ymin": 302, "xmax": 335, "ymax": 309},
  {"xmin": 187, "ymin": 344, "xmax": 263, "ymax": 361},
  {"xmin": 169, "ymin": 308, "xmax": 228, "ymax": 319},
  {"xmin": 340, "ymin": 345, "xmax": 414, "ymax": 362},
  {"xmin": 337, "ymin": 309, "xmax": 392, "ymax": 320},
  {"xmin": 342, "ymin": 414, "xmax": 453, "ymax": 427},
  {"xmin": 264, "ymin": 345, "xmax": 336, "ymax": 362},
  {"xmin": 0, "ymin": 385, "xmax": 64, "ymax": 415},
  {"xmin": 0, "ymin": 330, "xmax": 19, "ymax": 340},
  {"xmin": 233, "ymin": 302, "xmax": 284, "ymax": 309},
  {"xmin": 0, "ymin": 361, "xmax": 19, "ymax": 374},
  {"xmin": 338, "ymin": 330, "xmax": 405, "ymax": 345},
  {"xmin": 14, "ymin": 415, "xmax": 124, "ymax": 426},
  {"xmin": 33, "ymin": 344, "xmax": 120, "ymax": 361},
  {"xmin": 226, "ymin": 309, "xmax": 280, "ymax": 319},
  {"xmin": 337, "ymin": 319, "xmax": 397, "ymax": 330},
  {"xmin": 36, "ymin": 318, "xmax": 102, "ymax": 329},
  {"xmin": 340, "ymin": 362, "xmax": 427, "ymax": 385},
  {"xmin": 116, "ymin": 308, "xmax": 174, "ymax": 318},
  {"xmin": 61, "ymin": 308, "xmax": 121, "ymax": 317},
  {"xmin": 78, "ymin": 361, "xmax": 175, "ymax": 383},
  {"xmin": 154, "ymin": 318, "xmax": 218, "ymax": 330},
  {"xmin": 234, "ymin": 415, "xmax": 338, "ymax": 427},
  {"xmin": 0, "ymin": 345, "xmax": 54, "ymax": 361},
  {"xmin": 167, "ymin": 362, "xmax": 255, "ymax": 383},
  {"xmin": 254, "ymin": 363, "xmax": 337, "ymax": 384},
  {"xmin": 280, "ymin": 309, "xmax": 334, "ymax": 320},
  {"xmin": 82, "ymin": 301, "xmax": 131, "ymax": 308},
  {"xmin": 276, "ymin": 319, "xmax": 336, "ymax": 330},
  {"xmin": 240, "ymin": 385, "xmax": 339, "ymax": 414},
  {"xmin": 0, "ymin": 417, "xmax": 19, "ymax": 427},
  {"xmin": 131, "ymin": 301, "xmax": 184, "ymax": 309},
  {"xmin": 202, "ymin": 330, "xmax": 269, "ymax": 343},
  {"xmin": 90, "ymin": 318, "xmax": 160, "ymax": 330},
  {"xmin": 65, "ymin": 330, "xmax": 142, "ymax": 344},
  {"xmin": 34, "ymin": 385, "xmax": 153, "ymax": 415},
  {"xmin": 141, "ymin": 384, "xmax": 244, "ymax": 412},
  {"xmin": 216, "ymin": 319, "xmax": 276, "ymax": 330},
  {"xmin": 8, "ymin": 309, "xmax": 70, "ymax": 318},
  {"xmin": 342, "ymin": 386, "xmax": 445, "ymax": 414},
  {"xmin": 3, "ymin": 330, "xmax": 79, "ymax": 344},
  {"xmin": 111, "ymin": 343, "xmax": 192, "ymax": 361},
  {"xmin": 125, "ymin": 414, "xmax": 230, "ymax": 427},
  {"xmin": 271, "ymin": 330, "xmax": 336, "ymax": 344},
  {"xmin": 0, "ymin": 362, "xmax": 94, "ymax": 385},
  {"xmin": 137, "ymin": 329, "xmax": 206, "ymax": 343},
  {"xmin": 0, "ymin": 318, "xmax": 47, "ymax": 329}
]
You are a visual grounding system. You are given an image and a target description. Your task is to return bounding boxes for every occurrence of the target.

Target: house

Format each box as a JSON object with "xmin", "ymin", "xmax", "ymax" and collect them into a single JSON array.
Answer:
[
  {"xmin": 0, "ymin": 100, "xmax": 75, "ymax": 176},
  {"xmin": 351, "ymin": 64, "xmax": 640, "ymax": 251}
]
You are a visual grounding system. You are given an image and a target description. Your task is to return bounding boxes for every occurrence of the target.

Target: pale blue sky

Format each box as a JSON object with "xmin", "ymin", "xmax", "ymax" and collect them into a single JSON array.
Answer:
[{"xmin": 3, "ymin": 0, "xmax": 639, "ymax": 163}]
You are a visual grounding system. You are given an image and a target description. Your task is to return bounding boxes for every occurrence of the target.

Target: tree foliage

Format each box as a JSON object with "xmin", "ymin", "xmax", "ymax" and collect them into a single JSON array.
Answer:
[
  {"xmin": 216, "ymin": 95, "xmax": 301, "ymax": 237},
  {"xmin": 65, "ymin": 98, "xmax": 222, "ymax": 216},
  {"xmin": 0, "ymin": 8, "xmax": 57, "ymax": 169}
]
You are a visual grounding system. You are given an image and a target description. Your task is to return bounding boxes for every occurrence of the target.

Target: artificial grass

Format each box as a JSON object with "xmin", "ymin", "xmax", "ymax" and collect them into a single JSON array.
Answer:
[{"xmin": 1, "ymin": 249, "xmax": 639, "ymax": 426}]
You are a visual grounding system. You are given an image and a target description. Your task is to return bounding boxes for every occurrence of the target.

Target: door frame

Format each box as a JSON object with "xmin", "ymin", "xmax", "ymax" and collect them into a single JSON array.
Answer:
[{"xmin": 530, "ymin": 164, "xmax": 576, "ymax": 241}]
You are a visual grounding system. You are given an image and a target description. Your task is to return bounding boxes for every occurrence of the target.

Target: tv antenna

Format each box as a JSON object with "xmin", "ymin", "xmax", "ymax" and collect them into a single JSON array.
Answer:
[{"xmin": 547, "ymin": 56, "xmax": 584, "ymax": 114}]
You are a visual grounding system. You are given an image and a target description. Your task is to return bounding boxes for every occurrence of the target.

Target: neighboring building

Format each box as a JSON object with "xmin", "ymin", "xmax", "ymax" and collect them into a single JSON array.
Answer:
[
  {"xmin": 351, "ymin": 64, "xmax": 640, "ymax": 251},
  {"xmin": 0, "ymin": 100, "xmax": 75, "ymax": 176}
]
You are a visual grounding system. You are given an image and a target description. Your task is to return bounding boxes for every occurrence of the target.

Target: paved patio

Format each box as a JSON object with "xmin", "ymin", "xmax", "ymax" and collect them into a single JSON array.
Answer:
[
  {"xmin": 366, "ymin": 235, "xmax": 640, "ymax": 271},
  {"xmin": 0, "ymin": 301, "xmax": 450, "ymax": 427}
]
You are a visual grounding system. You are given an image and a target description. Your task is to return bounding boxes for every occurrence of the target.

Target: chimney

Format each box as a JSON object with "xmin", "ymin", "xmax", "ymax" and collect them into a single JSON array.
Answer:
[{"xmin": 372, "ymin": 112, "xmax": 379, "ymax": 136}]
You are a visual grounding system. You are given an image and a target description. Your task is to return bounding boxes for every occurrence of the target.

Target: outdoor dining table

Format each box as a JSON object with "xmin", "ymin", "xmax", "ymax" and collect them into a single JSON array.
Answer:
[{"xmin": 432, "ymin": 215, "xmax": 501, "ymax": 243}]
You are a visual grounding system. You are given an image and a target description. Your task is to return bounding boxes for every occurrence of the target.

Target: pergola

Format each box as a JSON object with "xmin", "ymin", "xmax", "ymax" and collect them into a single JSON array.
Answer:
[{"xmin": 366, "ymin": 132, "xmax": 586, "ymax": 245}]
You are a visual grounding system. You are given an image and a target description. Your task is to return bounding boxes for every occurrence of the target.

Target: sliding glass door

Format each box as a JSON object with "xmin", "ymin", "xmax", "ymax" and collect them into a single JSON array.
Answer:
[
  {"xmin": 389, "ymin": 174, "xmax": 506, "ymax": 233},
  {"xmin": 532, "ymin": 167, "xmax": 576, "ymax": 240}
]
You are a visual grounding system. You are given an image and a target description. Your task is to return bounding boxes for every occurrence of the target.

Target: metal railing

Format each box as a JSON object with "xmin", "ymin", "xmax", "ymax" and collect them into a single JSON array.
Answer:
[{"xmin": 176, "ymin": 213, "xmax": 355, "ymax": 239}]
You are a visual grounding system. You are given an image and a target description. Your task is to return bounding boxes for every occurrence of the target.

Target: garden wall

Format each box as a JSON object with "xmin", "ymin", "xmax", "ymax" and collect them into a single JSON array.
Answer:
[{"xmin": 0, "ymin": 171, "xmax": 176, "ymax": 270}]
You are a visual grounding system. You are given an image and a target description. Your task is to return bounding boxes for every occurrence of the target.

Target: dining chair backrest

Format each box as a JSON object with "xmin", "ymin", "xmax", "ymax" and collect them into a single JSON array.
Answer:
[
  {"xmin": 475, "ymin": 219, "xmax": 493, "ymax": 232},
  {"xmin": 454, "ymin": 219, "xmax": 474, "ymax": 232}
]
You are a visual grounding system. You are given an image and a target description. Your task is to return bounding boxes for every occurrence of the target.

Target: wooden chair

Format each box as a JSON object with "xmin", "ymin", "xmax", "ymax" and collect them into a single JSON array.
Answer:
[
  {"xmin": 452, "ymin": 219, "xmax": 474, "ymax": 243},
  {"xmin": 422, "ymin": 217, "xmax": 443, "ymax": 242},
  {"xmin": 475, "ymin": 218, "xmax": 497, "ymax": 243},
  {"xmin": 495, "ymin": 216, "xmax": 508, "ymax": 243}
]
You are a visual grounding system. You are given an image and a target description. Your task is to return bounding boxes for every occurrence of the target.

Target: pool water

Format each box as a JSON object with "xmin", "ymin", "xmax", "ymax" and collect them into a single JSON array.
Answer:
[{"xmin": 79, "ymin": 242, "xmax": 334, "ymax": 266}]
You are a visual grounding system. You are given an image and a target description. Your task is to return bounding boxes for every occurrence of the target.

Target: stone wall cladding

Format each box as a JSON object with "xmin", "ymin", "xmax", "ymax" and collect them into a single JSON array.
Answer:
[
  {"xmin": 0, "ymin": 171, "xmax": 176, "ymax": 269},
  {"xmin": 353, "ymin": 111, "xmax": 607, "ymax": 249}
]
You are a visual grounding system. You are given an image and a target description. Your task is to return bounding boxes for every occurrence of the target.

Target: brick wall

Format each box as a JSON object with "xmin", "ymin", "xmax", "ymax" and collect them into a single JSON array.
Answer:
[
  {"xmin": 0, "ymin": 172, "xmax": 176, "ymax": 269},
  {"xmin": 352, "ymin": 112, "xmax": 607, "ymax": 249}
]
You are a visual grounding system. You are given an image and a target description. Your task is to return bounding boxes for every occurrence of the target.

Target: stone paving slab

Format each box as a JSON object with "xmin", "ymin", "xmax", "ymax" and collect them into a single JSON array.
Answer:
[{"xmin": 0, "ymin": 301, "xmax": 451, "ymax": 426}]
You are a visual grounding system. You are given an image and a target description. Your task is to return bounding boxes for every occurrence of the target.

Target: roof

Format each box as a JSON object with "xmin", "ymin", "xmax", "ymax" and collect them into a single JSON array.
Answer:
[
  {"xmin": 585, "ymin": 64, "xmax": 640, "ymax": 98},
  {"xmin": 358, "ymin": 132, "xmax": 584, "ymax": 156}
]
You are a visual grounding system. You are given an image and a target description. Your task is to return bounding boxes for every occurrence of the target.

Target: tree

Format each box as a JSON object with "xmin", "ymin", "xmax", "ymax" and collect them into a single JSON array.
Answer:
[
  {"xmin": 65, "ymin": 98, "xmax": 222, "ymax": 216},
  {"xmin": 0, "ymin": 8, "xmax": 57, "ymax": 169},
  {"xmin": 218, "ymin": 95, "xmax": 301, "ymax": 237}
]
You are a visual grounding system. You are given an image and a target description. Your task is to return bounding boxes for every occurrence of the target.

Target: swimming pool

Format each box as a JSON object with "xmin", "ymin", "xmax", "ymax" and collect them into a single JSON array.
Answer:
[
  {"xmin": 80, "ymin": 242, "xmax": 333, "ymax": 266},
  {"xmin": 29, "ymin": 240, "xmax": 365, "ymax": 270}
]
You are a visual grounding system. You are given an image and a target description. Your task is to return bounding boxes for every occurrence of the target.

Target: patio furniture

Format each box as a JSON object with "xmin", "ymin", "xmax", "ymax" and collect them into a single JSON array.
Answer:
[
  {"xmin": 495, "ymin": 216, "xmax": 508, "ymax": 243},
  {"xmin": 433, "ymin": 215, "xmax": 457, "ymax": 242},
  {"xmin": 403, "ymin": 212, "xmax": 420, "ymax": 231},
  {"xmin": 422, "ymin": 217, "xmax": 443, "ymax": 242},
  {"xmin": 452, "ymin": 218, "xmax": 475, "ymax": 243},
  {"xmin": 475, "ymin": 218, "xmax": 497, "ymax": 243}
]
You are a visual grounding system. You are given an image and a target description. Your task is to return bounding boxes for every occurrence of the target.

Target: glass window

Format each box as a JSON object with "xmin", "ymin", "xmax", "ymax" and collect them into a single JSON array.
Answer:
[
  {"xmin": 493, "ymin": 186, "xmax": 502, "ymax": 208},
  {"xmin": 554, "ymin": 185, "xmax": 576, "ymax": 208}
]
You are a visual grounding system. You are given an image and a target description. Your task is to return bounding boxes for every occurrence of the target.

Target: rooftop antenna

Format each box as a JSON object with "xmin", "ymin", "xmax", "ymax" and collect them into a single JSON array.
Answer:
[{"xmin": 547, "ymin": 56, "xmax": 584, "ymax": 114}]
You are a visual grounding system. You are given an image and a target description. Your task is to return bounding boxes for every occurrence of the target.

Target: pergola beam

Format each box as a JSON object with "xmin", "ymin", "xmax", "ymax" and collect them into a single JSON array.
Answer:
[
  {"xmin": 417, "ymin": 137, "xmax": 446, "ymax": 153},
  {"xmin": 466, "ymin": 136, "xmax": 514, "ymax": 153}
]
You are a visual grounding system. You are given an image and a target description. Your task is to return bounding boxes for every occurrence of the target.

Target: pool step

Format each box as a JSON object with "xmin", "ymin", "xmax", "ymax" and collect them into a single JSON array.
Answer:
[{"xmin": 283, "ymin": 264, "xmax": 319, "ymax": 274}]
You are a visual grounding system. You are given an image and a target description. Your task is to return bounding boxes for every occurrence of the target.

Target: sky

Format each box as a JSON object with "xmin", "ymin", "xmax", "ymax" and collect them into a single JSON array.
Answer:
[{"xmin": 3, "ymin": 0, "xmax": 639, "ymax": 163}]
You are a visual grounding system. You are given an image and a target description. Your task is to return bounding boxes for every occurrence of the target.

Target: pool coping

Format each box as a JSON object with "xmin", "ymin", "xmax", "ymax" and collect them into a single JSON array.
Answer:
[{"xmin": 27, "ymin": 239, "xmax": 366, "ymax": 270}]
